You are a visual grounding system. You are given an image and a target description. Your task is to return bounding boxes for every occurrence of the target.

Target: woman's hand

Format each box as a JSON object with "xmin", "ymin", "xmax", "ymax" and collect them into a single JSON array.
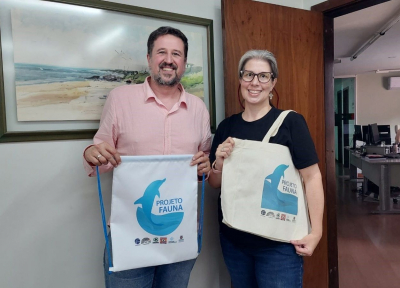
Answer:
[
  {"xmin": 290, "ymin": 232, "xmax": 322, "ymax": 257},
  {"xmin": 293, "ymin": 164, "xmax": 324, "ymax": 257},
  {"xmin": 191, "ymin": 151, "xmax": 211, "ymax": 176},
  {"xmin": 214, "ymin": 137, "xmax": 235, "ymax": 172},
  {"xmin": 84, "ymin": 142, "xmax": 121, "ymax": 167}
]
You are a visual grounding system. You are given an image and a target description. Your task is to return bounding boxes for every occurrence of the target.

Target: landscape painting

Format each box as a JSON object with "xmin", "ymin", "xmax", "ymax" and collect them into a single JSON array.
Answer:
[{"xmin": 11, "ymin": 2, "xmax": 204, "ymax": 121}]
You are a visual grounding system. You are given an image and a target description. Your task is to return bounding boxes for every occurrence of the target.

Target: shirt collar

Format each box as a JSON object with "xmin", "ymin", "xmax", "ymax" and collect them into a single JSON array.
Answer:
[{"xmin": 143, "ymin": 77, "xmax": 188, "ymax": 107}]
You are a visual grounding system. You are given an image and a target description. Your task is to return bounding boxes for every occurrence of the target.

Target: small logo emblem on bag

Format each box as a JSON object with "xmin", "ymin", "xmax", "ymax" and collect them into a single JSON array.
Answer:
[
  {"xmin": 261, "ymin": 210, "xmax": 266, "ymax": 216},
  {"xmin": 267, "ymin": 212, "xmax": 275, "ymax": 218},
  {"xmin": 160, "ymin": 237, "xmax": 167, "ymax": 244},
  {"xmin": 281, "ymin": 214, "xmax": 286, "ymax": 221},
  {"xmin": 153, "ymin": 237, "xmax": 159, "ymax": 243},
  {"xmin": 141, "ymin": 238, "xmax": 151, "ymax": 245},
  {"xmin": 135, "ymin": 238, "xmax": 140, "ymax": 245}
]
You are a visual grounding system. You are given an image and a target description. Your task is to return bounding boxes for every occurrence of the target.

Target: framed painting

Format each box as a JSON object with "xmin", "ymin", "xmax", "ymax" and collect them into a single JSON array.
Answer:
[{"xmin": 0, "ymin": 0, "xmax": 215, "ymax": 142}]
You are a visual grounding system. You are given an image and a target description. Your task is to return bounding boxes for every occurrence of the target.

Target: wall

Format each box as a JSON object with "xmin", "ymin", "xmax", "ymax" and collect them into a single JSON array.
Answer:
[
  {"xmin": 356, "ymin": 72, "xmax": 400, "ymax": 144},
  {"xmin": 303, "ymin": 0, "xmax": 325, "ymax": 10},
  {"xmin": 255, "ymin": 0, "xmax": 302, "ymax": 9},
  {"xmin": 255, "ymin": 0, "xmax": 325, "ymax": 10},
  {"xmin": 0, "ymin": 0, "xmax": 322, "ymax": 287}
]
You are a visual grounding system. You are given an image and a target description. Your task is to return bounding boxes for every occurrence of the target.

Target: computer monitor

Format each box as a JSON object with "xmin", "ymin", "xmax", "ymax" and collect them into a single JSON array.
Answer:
[
  {"xmin": 362, "ymin": 125, "xmax": 369, "ymax": 144},
  {"xmin": 369, "ymin": 123, "xmax": 381, "ymax": 145},
  {"xmin": 354, "ymin": 125, "xmax": 362, "ymax": 141},
  {"xmin": 378, "ymin": 125, "xmax": 391, "ymax": 145},
  {"xmin": 353, "ymin": 125, "xmax": 363, "ymax": 148}
]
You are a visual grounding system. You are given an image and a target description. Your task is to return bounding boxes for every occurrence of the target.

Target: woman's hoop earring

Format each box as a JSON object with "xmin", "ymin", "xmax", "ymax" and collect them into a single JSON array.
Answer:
[{"xmin": 269, "ymin": 92, "xmax": 273, "ymax": 100}]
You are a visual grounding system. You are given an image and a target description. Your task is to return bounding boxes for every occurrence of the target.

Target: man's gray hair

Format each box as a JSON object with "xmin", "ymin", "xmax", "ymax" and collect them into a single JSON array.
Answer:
[{"xmin": 238, "ymin": 50, "xmax": 279, "ymax": 79}]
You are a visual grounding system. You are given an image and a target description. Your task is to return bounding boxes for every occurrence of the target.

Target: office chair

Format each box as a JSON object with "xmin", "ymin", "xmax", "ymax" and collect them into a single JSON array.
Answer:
[
  {"xmin": 395, "ymin": 125, "xmax": 400, "ymax": 144},
  {"xmin": 360, "ymin": 180, "xmax": 400, "ymax": 204}
]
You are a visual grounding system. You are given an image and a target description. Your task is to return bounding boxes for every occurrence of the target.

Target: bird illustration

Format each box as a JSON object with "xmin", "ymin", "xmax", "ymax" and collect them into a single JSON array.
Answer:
[
  {"xmin": 134, "ymin": 178, "xmax": 184, "ymax": 236},
  {"xmin": 261, "ymin": 164, "xmax": 298, "ymax": 215}
]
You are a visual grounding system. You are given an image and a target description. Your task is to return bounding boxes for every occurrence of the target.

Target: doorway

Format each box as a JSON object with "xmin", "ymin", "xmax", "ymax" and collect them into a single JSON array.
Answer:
[{"xmin": 315, "ymin": 0, "xmax": 400, "ymax": 287}]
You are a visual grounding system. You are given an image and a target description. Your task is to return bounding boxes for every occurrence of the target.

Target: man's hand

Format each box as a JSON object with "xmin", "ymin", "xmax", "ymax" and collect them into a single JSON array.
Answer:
[
  {"xmin": 190, "ymin": 151, "xmax": 210, "ymax": 176},
  {"xmin": 84, "ymin": 142, "xmax": 121, "ymax": 167}
]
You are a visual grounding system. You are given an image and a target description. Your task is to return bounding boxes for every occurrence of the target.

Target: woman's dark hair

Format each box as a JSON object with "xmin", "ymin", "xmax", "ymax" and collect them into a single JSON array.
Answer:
[{"xmin": 147, "ymin": 26, "xmax": 188, "ymax": 60}]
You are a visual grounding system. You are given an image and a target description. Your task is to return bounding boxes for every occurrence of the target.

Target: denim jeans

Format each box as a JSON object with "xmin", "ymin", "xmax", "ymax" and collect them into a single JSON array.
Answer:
[
  {"xmin": 103, "ymin": 233, "xmax": 196, "ymax": 288},
  {"xmin": 220, "ymin": 233, "xmax": 303, "ymax": 288}
]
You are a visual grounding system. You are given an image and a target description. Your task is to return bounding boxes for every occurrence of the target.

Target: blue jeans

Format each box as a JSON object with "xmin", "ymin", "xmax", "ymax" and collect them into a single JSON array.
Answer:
[
  {"xmin": 220, "ymin": 233, "xmax": 303, "ymax": 288},
  {"xmin": 103, "ymin": 233, "xmax": 196, "ymax": 288}
]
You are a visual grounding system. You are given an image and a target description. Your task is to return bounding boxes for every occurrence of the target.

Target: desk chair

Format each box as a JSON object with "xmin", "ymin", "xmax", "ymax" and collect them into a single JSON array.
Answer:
[
  {"xmin": 360, "ymin": 179, "xmax": 400, "ymax": 204},
  {"xmin": 360, "ymin": 180, "xmax": 379, "ymax": 202}
]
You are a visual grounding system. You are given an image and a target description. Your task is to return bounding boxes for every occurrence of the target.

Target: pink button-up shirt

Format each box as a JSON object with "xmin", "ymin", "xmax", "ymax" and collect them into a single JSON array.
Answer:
[{"xmin": 84, "ymin": 77, "xmax": 212, "ymax": 176}]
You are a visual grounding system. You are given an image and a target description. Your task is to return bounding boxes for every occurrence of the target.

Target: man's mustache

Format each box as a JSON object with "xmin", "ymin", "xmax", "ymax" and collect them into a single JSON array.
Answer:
[{"xmin": 159, "ymin": 62, "xmax": 178, "ymax": 70}]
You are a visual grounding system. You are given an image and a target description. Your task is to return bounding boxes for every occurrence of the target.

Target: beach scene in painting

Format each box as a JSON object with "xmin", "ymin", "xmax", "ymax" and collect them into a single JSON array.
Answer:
[{"xmin": 11, "ymin": 2, "xmax": 205, "ymax": 121}]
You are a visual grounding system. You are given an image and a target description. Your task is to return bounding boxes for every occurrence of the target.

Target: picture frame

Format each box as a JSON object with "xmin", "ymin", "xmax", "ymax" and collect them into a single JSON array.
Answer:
[{"xmin": 0, "ymin": 0, "xmax": 215, "ymax": 143}]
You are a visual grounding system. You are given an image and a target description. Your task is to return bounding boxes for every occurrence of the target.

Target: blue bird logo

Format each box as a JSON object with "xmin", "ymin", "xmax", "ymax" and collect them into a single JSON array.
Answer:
[
  {"xmin": 261, "ymin": 164, "xmax": 298, "ymax": 215},
  {"xmin": 134, "ymin": 178, "xmax": 184, "ymax": 236}
]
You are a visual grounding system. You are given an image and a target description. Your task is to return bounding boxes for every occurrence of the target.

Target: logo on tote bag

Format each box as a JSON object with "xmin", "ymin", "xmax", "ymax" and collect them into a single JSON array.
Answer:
[
  {"xmin": 261, "ymin": 164, "xmax": 298, "ymax": 215},
  {"xmin": 134, "ymin": 178, "xmax": 184, "ymax": 236}
]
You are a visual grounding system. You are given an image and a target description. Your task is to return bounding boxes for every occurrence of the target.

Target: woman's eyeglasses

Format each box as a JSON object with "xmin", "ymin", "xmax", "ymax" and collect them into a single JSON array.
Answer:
[{"xmin": 240, "ymin": 70, "xmax": 274, "ymax": 83}]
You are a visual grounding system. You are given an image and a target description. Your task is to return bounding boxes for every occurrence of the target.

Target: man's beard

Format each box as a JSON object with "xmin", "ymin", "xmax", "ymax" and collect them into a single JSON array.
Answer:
[{"xmin": 150, "ymin": 62, "xmax": 183, "ymax": 87}]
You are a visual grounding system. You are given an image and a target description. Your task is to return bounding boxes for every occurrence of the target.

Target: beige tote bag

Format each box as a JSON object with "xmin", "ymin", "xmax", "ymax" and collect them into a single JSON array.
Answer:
[{"xmin": 221, "ymin": 110, "xmax": 310, "ymax": 242}]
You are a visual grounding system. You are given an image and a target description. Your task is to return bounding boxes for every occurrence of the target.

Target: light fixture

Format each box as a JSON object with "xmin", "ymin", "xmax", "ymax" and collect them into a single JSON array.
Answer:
[
  {"xmin": 350, "ymin": 9, "xmax": 400, "ymax": 61},
  {"xmin": 376, "ymin": 69, "xmax": 400, "ymax": 73},
  {"xmin": 334, "ymin": 75, "xmax": 356, "ymax": 78}
]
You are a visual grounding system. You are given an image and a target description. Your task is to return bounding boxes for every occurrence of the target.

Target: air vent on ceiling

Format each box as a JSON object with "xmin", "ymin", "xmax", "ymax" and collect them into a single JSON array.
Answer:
[{"xmin": 387, "ymin": 77, "xmax": 400, "ymax": 90}]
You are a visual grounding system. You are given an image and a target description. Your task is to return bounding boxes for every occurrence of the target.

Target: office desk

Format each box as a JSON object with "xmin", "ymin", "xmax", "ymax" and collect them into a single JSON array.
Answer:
[{"xmin": 351, "ymin": 153, "xmax": 400, "ymax": 214}]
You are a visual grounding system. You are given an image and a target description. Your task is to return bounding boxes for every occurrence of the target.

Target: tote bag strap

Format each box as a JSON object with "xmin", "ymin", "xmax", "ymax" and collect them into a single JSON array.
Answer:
[{"xmin": 262, "ymin": 110, "xmax": 294, "ymax": 143}]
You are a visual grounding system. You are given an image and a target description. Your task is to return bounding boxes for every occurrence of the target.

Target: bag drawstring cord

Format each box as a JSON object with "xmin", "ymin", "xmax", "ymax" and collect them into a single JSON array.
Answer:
[{"xmin": 96, "ymin": 166, "xmax": 113, "ymax": 274}]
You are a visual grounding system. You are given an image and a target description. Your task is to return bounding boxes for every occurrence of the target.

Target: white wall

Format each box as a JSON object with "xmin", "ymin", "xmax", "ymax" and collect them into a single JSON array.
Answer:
[
  {"xmin": 255, "ymin": 0, "xmax": 325, "ymax": 10},
  {"xmin": 356, "ymin": 72, "xmax": 400, "ymax": 144},
  {"xmin": 303, "ymin": 0, "xmax": 325, "ymax": 10},
  {"xmin": 255, "ymin": 0, "xmax": 302, "ymax": 9},
  {"xmin": 0, "ymin": 0, "xmax": 320, "ymax": 287}
]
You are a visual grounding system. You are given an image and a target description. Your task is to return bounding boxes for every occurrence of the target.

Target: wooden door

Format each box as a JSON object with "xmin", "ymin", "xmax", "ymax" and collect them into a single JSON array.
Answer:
[{"xmin": 222, "ymin": 0, "xmax": 328, "ymax": 287}]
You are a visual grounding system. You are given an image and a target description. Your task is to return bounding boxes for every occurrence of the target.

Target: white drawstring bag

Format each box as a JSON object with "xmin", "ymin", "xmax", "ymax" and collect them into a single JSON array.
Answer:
[
  {"xmin": 221, "ymin": 111, "xmax": 310, "ymax": 242},
  {"xmin": 108, "ymin": 155, "xmax": 199, "ymax": 272}
]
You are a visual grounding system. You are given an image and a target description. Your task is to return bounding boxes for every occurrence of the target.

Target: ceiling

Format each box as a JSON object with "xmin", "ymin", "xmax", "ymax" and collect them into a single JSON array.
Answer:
[{"xmin": 334, "ymin": 0, "xmax": 400, "ymax": 76}]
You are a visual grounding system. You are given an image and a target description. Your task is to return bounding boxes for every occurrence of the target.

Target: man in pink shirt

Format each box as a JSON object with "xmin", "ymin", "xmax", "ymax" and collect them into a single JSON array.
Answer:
[{"xmin": 83, "ymin": 26, "xmax": 211, "ymax": 288}]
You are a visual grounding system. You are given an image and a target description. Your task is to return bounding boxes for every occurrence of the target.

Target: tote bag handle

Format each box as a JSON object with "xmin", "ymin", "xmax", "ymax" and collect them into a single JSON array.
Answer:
[{"xmin": 263, "ymin": 110, "xmax": 294, "ymax": 143}]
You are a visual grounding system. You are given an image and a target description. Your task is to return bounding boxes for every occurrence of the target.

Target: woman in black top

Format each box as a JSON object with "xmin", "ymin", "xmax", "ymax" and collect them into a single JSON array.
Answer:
[{"xmin": 208, "ymin": 50, "xmax": 324, "ymax": 288}]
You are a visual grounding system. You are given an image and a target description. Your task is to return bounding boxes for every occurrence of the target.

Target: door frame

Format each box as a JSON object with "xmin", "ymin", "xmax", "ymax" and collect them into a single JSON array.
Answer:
[{"xmin": 312, "ymin": 1, "xmax": 391, "ymax": 287}]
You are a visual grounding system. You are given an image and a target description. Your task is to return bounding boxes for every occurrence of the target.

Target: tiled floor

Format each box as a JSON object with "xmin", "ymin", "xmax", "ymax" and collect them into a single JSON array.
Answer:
[{"xmin": 336, "ymin": 164, "xmax": 400, "ymax": 288}]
